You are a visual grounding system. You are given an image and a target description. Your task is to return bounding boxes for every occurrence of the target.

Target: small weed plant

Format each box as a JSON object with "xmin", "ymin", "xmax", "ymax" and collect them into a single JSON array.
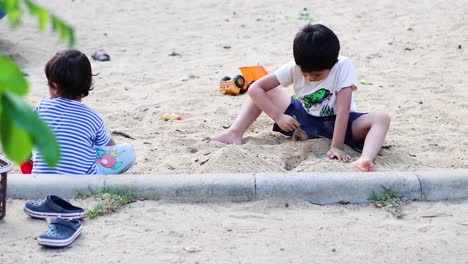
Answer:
[
  {"xmin": 369, "ymin": 187, "xmax": 407, "ymax": 219},
  {"xmin": 76, "ymin": 186, "xmax": 135, "ymax": 219}
]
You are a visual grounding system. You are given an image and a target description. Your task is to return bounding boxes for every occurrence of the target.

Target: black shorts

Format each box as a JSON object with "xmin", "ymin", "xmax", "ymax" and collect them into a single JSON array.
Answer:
[{"xmin": 272, "ymin": 97, "xmax": 367, "ymax": 152}]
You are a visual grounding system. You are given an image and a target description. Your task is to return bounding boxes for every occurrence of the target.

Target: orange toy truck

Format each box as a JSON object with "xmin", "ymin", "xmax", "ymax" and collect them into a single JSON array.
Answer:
[{"xmin": 219, "ymin": 65, "xmax": 268, "ymax": 95}]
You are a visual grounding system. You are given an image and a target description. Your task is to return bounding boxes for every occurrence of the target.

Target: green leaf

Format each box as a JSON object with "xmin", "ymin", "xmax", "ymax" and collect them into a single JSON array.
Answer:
[
  {"xmin": 37, "ymin": 8, "xmax": 48, "ymax": 30},
  {"xmin": 6, "ymin": 7, "xmax": 20, "ymax": 26},
  {"xmin": 2, "ymin": 0, "xmax": 75, "ymax": 47},
  {"xmin": 2, "ymin": 91, "xmax": 60, "ymax": 166},
  {"xmin": 5, "ymin": 0, "xmax": 19, "ymax": 8},
  {"xmin": 24, "ymin": 0, "xmax": 48, "ymax": 30},
  {"xmin": 50, "ymin": 15, "xmax": 75, "ymax": 47},
  {"xmin": 0, "ymin": 55, "xmax": 29, "ymax": 95},
  {"xmin": 4, "ymin": 0, "xmax": 21, "ymax": 27},
  {"xmin": 0, "ymin": 109, "xmax": 33, "ymax": 163}
]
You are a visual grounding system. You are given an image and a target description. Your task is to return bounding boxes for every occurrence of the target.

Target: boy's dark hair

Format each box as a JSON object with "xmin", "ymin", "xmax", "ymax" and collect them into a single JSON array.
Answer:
[
  {"xmin": 45, "ymin": 49, "xmax": 93, "ymax": 99},
  {"xmin": 293, "ymin": 24, "xmax": 340, "ymax": 71}
]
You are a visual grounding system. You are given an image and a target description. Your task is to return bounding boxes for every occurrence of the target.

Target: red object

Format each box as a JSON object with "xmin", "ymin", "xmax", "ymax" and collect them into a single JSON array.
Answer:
[
  {"xmin": 20, "ymin": 160, "xmax": 33, "ymax": 174},
  {"xmin": 97, "ymin": 153, "xmax": 117, "ymax": 168}
]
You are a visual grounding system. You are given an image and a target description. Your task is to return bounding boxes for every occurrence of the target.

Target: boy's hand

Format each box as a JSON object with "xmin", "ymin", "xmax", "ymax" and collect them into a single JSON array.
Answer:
[
  {"xmin": 327, "ymin": 146, "xmax": 351, "ymax": 162},
  {"xmin": 275, "ymin": 114, "xmax": 300, "ymax": 132}
]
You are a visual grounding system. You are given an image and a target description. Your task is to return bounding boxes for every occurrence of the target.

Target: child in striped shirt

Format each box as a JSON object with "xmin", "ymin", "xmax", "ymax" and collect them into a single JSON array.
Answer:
[{"xmin": 31, "ymin": 50, "xmax": 135, "ymax": 174}]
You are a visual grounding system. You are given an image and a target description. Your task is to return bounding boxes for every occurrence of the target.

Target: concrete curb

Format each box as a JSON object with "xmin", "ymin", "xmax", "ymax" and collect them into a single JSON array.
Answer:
[
  {"xmin": 7, "ymin": 174, "xmax": 105, "ymax": 199},
  {"xmin": 415, "ymin": 170, "xmax": 468, "ymax": 201},
  {"xmin": 105, "ymin": 174, "xmax": 255, "ymax": 202},
  {"xmin": 255, "ymin": 171, "xmax": 421, "ymax": 204},
  {"xmin": 5, "ymin": 169, "xmax": 468, "ymax": 204}
]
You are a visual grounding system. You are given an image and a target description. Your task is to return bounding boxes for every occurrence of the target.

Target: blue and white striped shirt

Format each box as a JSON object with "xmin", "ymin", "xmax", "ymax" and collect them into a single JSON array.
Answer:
[{"xmin": 32, "ymin": 97, "xmax": 111, "ymax": 174}]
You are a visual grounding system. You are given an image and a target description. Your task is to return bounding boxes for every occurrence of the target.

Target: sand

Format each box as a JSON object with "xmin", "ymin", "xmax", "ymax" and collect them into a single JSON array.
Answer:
[
  {"xmin": 1, "ymin": 0, "xmax": 468, "ymax": 262},
  {"xmin": 1, "ymin": 198, "xmax": 468, "ymax": 263},
  {"xmin": 1, "ymin": 0, "xmax": 467, "ymax": 174}
]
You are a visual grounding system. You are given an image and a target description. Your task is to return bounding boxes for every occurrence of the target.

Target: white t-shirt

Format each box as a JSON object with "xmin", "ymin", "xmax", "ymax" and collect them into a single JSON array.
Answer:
[{"xmin": 274, "ymin": 56, "xmax": 359, "ymax": 117}]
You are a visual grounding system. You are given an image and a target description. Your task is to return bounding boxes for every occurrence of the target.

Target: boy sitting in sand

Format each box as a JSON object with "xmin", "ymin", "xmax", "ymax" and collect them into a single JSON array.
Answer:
[
  {"xmin": 31, "ymin": 49, "xmax": 135, "ymax": 174},
  {"xmin": 211, "ymin": 24, "xmax": 390, "ymax": 172}
]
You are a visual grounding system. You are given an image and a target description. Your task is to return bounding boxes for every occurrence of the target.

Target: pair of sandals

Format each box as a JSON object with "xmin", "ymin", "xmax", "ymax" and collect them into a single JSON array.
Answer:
[{"xmin": 24, "ymin": 195, "xmax": 85, "ymax": 248}]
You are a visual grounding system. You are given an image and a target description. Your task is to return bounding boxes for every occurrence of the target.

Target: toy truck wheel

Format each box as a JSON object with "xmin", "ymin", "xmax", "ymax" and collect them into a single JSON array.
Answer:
[
  {"xmin": 246, "ymin": 80, "xmax": 255, "ymax": 89},
  {"xmin": 221, "ymin": 76, "xmax": 231, "ymax": 81},
  {"xmin": 233, "ymin": 75, "xmax": 245, "ymax": 89},
  {"xmin": 240, "ymin": 80, "xmax": 254, "ymax": 94}
]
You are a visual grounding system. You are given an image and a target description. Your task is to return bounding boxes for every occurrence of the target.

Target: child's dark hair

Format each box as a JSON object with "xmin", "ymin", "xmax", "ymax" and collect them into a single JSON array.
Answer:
[
  {"xmin": 45, "ymin": 49, "xmax": 93, "ymax": 99},
  {"xmin": 293, "ymin": 24, "xmax": 340, "ymax": 71}
]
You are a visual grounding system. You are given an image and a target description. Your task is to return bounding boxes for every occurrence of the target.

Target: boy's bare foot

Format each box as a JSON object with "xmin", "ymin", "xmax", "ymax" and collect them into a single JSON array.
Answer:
[
  {"xmin": 209, "ymin": 130, "xmax": 243, "ymax": 145},
  {"xmin": 351, "ymin": 158, "xmax": 375, "ymax": 172}
]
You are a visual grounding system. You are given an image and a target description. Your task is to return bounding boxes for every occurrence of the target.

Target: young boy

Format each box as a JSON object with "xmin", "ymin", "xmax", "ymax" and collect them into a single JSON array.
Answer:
[
  {"xmin": 211, "ymin": 24, "xmax": 390, "ymax": 172},
  {"xmin": 31, "ymin": 49, "xmax": 135, "ymax": 174}
]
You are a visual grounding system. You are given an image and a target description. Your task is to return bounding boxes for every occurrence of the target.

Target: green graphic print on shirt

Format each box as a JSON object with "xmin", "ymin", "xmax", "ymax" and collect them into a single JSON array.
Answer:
[{"xmin": 302, "ymin": 88, "xmax": 334, "ymax": 116}]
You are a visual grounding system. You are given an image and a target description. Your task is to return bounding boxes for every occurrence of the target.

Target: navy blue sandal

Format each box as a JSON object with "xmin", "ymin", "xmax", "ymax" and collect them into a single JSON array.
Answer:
[
  {"xmin": 24, "ymin": 195, "xmax": 86, "ymax": 219},
  {"xmin": 37, "ymin": 218, "xmax": 82, "ymax": 248}
]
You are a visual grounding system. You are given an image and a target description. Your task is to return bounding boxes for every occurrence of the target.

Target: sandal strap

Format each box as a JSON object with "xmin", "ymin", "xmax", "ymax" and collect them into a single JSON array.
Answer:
[
  {"xmin": 44, "ymin": 195, "xmax": 69, "ymax": 212},
  {"xmin": 50, "ymin": 218, "xmax": 81, "ymax": 231}
]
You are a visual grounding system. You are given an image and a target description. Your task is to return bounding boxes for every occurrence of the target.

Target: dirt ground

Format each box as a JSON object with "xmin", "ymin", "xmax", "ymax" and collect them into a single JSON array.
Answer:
[
  {"xmin": 1, "ymin": 198, "xmax": 468, "ymax": 264},
  {"xmin": 1, "ymin": 0, "xmax": 468, "ymax": 263},
  {"xmin": 1, "ymin": 0, "xmax": 468, "ymax": 174}
]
